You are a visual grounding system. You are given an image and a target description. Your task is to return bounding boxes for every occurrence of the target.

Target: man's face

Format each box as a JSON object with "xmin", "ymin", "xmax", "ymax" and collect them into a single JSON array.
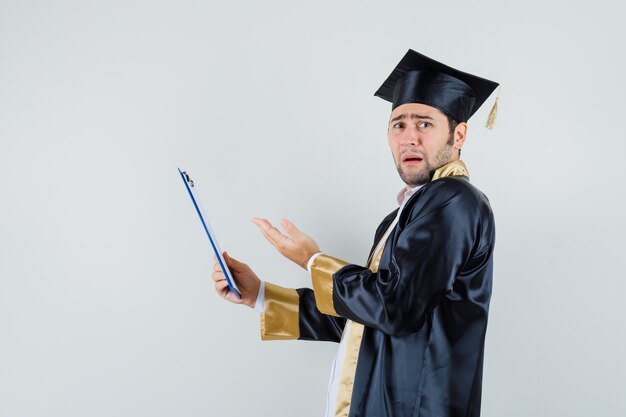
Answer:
[{"xmin": 388, "ymin": 103, "xmax": 465, "ymax": 187}]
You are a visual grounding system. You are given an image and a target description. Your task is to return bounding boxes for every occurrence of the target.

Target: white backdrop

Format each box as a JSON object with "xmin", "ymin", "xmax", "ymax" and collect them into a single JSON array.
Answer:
[{"xmin": 1, "ymin": 1, "xmax": 625, "ymax": 416}]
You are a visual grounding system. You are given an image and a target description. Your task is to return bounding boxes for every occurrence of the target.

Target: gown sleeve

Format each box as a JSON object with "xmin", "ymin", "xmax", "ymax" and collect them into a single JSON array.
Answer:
[
  {"xmin": 260, "ymin": 282, "xmax": 346, "ymax": 342},
  {"xmin": 310, "ymin": 178, "xmax": 494, "ymax": 337},
  {"xmin": 259, "ymin": 211, "xmax": 398, "ymax": 342}
]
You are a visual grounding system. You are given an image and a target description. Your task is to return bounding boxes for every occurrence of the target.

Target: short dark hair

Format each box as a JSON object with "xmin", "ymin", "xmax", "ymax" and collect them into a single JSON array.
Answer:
[{"xmin": 443, "ymin": 111, "xmax": 459, "ymax": 135}]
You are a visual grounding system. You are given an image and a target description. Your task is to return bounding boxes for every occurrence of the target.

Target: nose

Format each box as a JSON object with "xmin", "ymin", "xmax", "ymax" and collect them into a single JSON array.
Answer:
[{"xmin": 400, "ymin": 126, "xmax": 418, "ymax": 146}]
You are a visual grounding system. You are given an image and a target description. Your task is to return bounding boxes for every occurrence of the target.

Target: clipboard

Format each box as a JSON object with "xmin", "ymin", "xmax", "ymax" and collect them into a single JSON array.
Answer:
[{"xmin": 178, "ymin": 168, "xmax": 241, "ymax": 299}]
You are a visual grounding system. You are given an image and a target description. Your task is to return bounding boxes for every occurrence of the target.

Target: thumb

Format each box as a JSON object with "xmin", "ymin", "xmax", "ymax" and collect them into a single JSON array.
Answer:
[{"xmin": 223, "ymin": 252, "xmax": 247, "ymax": 271}]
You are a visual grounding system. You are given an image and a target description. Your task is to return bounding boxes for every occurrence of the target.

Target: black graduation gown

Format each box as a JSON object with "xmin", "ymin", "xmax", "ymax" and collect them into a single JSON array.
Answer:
[{"xmin": 261, "ymin": 175, "xmax": 495, "ymax": 417}]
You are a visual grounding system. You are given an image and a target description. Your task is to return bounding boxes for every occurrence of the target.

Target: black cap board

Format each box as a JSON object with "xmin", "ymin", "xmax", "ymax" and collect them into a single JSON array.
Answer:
[{"xmin": 374, "ymin": 49, "xmax": 499, "ymax": 122}]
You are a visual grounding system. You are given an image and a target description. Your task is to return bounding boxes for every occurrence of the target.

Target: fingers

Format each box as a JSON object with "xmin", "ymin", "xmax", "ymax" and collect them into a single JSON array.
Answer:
[
  {"xmin": 251, "ymin": 217, "xmax": 275, "ymax": 246},
  {"xmin": 215, "ymin": 278, "xmax": 229, "ymax": 293},
  {"xmin": 251, "ymin": 217, "xmax": 273, "ymax": 230},
  {"xmin": 213, "ymin": 257, "xmax": 222, "ymax": 272},
  {"xmin": 213, "ymin": 267, "xmax": 229, "ymax": 297},
  {"xmin": 280, "ymin": 218, "xmax": 303, "ymax": 241},
  {"xmin": 211, "ymin": 253, "xmax": 248, "ymax": 305},
  {"xmin": 212, "ymin": 256, "xmax": 228, "ymax": 282},
  {"xmin": 252, "ymin": 217, "xmax": 280, "ymax": 246},
  {"xmin": 252, "ymin": 217, "xmax": 290, "ymax": 246},
  {"xmin": 252, "ymin": 217, "xmax": 294, "ymax": 249},
  {"xmin": 212, "ymin": 268, "xmax": 225, "ymax": 282},
  {"xmin": 215, "ymin": 278, "xmax": 241, "ymax": 303}
]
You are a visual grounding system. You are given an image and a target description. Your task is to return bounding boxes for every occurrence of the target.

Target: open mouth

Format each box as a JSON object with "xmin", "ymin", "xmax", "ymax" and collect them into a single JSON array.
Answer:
[{"xmin": 402, "ymin": 154, "xmax": 424, "ymax": 165}]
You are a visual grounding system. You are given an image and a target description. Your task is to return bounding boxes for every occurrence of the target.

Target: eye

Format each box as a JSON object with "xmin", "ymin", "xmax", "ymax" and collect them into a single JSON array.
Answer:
[
  {"xmin": 418, "ymin": 121, "xmax": 432, "ymax": 128},
  {"xmin": 392, "ymin": 122, "xmax": 405, "ymax": 129}
]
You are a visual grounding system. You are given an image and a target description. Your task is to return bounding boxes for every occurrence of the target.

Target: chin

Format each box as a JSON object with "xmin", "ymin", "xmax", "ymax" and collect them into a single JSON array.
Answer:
[{"xmin": 399, "ymin": 169, "xmax": 431, "ymax": 187}]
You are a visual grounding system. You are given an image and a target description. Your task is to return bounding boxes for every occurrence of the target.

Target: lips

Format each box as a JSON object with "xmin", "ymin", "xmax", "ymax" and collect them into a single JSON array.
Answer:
[{"xmin": 401, "ymin": 152, "xmax": 424, "ymax": 165}]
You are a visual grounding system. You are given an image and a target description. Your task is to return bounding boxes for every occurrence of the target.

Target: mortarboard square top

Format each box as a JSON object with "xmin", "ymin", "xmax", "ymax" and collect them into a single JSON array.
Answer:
[{"xmin": 374, "ymin": 49, "xmax": 499, "ymax": 123}]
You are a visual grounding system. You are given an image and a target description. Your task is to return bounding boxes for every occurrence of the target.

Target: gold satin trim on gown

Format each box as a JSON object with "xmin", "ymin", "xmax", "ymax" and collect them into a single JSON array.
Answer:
[
  {"xmin": 335, "ymin": 321, "xmax": 365, "ymax": 417},
  {"xmin": 332, "ymin": 159, "xmax": 469, "ymax": 417},
  {"xmin": 431, "ymin": 159, "xmax": 469, "ymax": 181},
  {"xmin": 310, "ymin": 254, "xmax": 349, "ymax": 317},
  {"xmin": 260, "ymin": 282, "xmax": 300, "ymax": 340},
  {"xmin": 334, "ymin": 246, "xmax": 385, "ymax": 417}
]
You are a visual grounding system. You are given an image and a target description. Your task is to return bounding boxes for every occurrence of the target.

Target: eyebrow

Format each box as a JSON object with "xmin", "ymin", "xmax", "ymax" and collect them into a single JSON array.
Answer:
[{"xmin": 389, "ymin": 113, "xmax": 435, "ymax": 123}]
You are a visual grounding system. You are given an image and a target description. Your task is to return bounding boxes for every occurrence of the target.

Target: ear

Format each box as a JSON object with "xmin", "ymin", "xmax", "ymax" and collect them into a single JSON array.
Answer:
[{"xmin": 453, "ymin": 122, "xmax": 468, "ymax": 151}]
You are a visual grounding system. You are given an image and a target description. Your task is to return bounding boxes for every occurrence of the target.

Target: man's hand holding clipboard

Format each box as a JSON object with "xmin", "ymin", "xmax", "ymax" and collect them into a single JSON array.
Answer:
[{"xmin": 177, "ymin": 168, "xmax": 243, "ymax": 300}]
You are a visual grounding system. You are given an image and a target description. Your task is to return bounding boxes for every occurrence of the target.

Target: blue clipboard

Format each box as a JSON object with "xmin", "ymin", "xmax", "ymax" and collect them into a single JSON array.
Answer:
[{"xmin": 178, "ymin": 168, "xmax": 241, "ymax": 299}]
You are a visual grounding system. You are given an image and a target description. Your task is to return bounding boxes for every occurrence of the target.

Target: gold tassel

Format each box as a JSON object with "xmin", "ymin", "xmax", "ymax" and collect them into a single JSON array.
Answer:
[{"xmin": 485, "ymin": 87, "xmax": 500, "ymax": 130}]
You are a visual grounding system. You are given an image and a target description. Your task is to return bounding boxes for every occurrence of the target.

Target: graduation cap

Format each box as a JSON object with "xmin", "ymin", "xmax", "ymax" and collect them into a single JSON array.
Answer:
[{"xmin": 375, "ymin": 49, "xmax": 499, "ymax": 127}]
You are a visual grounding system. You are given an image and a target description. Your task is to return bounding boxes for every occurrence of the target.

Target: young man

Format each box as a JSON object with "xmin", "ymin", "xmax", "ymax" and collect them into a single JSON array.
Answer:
[{"xmin": 213, "ymin": 49, "xmax": 498, "ymax": 417}]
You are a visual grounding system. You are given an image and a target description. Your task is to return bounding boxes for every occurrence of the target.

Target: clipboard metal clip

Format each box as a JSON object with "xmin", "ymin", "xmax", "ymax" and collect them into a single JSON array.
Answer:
[{"xmin": 182, "ymin": 171, "xmax": 194, "ymax": 187}]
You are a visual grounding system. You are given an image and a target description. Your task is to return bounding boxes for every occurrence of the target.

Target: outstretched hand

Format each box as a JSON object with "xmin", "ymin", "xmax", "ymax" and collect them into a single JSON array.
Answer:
[
  {"xmin": 212, "ymin": 252, "xmax": 261, "ymax": 308},
  {"xmin": 251, "ymin": 217, "xmax": 320, "ymax": 269}
]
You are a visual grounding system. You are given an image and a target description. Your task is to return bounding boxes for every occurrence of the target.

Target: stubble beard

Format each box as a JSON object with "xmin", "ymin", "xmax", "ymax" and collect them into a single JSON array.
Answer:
[{"xmin": 396, "ymin": 133, "xmax": 455, "ymax": 187}]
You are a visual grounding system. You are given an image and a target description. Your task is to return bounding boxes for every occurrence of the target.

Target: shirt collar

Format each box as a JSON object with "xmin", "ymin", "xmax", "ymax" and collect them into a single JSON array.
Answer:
[{"xmin": 397, "ymin": 184, "xmax": 424, "ymax": 207}]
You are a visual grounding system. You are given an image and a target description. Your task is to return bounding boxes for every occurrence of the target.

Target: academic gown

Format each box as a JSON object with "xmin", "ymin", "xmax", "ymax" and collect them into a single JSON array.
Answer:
[{"xmin": 260, "ymin": 162, "xmax": 495, "ymax": 417}]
